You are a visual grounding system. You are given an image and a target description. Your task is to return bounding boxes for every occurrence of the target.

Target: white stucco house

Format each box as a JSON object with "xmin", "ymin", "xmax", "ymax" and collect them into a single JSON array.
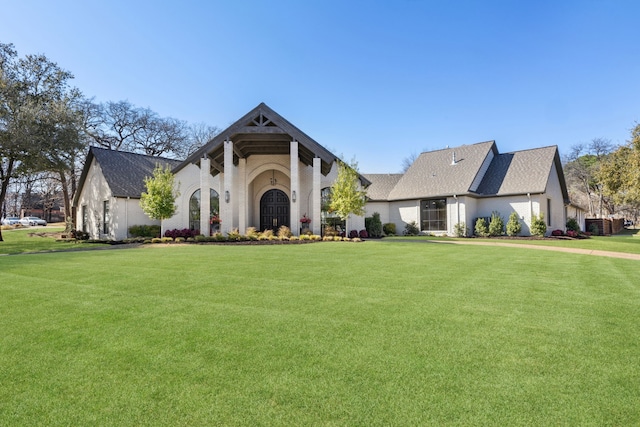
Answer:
[{"xmin": 73, "ymin": 103, "xmax": 572, "ymax": 239}]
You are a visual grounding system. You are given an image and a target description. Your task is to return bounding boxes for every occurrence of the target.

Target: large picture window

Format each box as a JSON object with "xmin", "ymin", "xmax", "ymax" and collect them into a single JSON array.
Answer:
[
  {"xmin": 421, "ymin": 199, "xmax": 447, "ymax": 232},
  {"xmin": 189, "ymin": 189, "xmax": 219, "ymax": 232}
]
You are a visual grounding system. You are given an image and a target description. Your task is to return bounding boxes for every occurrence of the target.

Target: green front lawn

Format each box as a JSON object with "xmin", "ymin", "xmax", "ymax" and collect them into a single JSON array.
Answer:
[
  {"xmin": 386, "ymin": 226, "xmax": 640, "ymax": 255},
  {"xmin": 1, "ymin": 242, "xmax": 638, "ymax": 425},
  {"xmin": 0, "ymin": 227, "xmax": 109, "ymax": 255}
]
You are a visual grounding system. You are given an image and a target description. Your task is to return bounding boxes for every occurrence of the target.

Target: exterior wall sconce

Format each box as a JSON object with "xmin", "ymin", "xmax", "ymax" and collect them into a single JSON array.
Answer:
[
  {"xmin": 225, "ymin": 190, "xmax": 230, "ymax": 203},
  {"xmin": 292, "ymin": 190, "xmax": 296, "ymax": 202}
]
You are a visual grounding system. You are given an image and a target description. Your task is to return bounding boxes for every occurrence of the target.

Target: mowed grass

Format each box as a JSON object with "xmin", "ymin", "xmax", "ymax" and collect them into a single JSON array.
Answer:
[
  {"xmin": 0, "ymin": 242, "xmax": 639, "ymax": 425},
  {"xmin": 386, "ymin": 226, "xmax": 640, "ymax": 255},
  {"xmin": 0, "ymin": 227, "xmax": 108, "ymax": 255}
]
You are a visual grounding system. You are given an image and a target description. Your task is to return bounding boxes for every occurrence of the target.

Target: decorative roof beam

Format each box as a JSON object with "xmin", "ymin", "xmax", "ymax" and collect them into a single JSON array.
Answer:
[
  {"xmin": 232, "ymin": 143, "xmax": 244, "ymax": 159},
  {"xmin": 210, "ymin": 158, "xmax": 224, "ymax": 174}
]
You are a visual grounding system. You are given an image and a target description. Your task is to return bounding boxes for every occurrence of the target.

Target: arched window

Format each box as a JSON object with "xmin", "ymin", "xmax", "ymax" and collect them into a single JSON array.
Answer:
[
  {"xmin": 320, "ymin": 187, "xmax": 345, "ymax": 235},
  {"xmin": 189, "ymin": 189, "xmax": 220, "ymax": 232}
]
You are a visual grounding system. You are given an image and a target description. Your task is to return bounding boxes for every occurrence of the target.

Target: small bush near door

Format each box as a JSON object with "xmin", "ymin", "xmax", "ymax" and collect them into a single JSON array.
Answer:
[
  {"xmin": 403, "ymin": 221, "xmax": 419, "ymax": 236},
  {"xmin": 383, "ymin": 223, "xmax": 396, "ymax": 235}
]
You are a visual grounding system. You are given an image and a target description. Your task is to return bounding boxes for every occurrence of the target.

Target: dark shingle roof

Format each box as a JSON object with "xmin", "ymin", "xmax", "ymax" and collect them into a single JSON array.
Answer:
[
  {"xmin": 80, "ymin": 147, "xmax": 182, "ymax": 200},
  {"xmin": 387, "ymin": 141, "xmax": 497, "ymax": 200},
  {"xmin": 362, "ymin": 174, "xmax": 403, "ymax": 200},
  {"xmin": 475, "ymin": 146, "xmax": 558, "ymax": 196}
]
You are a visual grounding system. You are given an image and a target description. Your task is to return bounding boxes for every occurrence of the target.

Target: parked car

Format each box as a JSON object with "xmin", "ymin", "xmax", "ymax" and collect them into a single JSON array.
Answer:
[
  {"xmin": 1, "ymin": 216, "xmax": 21, "ymax": 226},
  {"xmin": 19, "ymin": 216, "xmax": 47, "ymax": 226},
  {"xmin": 624, "ymin": 220, "xmax": 634, "ymax": 228}
]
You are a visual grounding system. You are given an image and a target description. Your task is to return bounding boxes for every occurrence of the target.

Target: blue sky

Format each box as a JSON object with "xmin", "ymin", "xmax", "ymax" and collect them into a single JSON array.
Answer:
[{"xmin": 2, "ymin": 0, "xmax": 639, "ymax": 172}]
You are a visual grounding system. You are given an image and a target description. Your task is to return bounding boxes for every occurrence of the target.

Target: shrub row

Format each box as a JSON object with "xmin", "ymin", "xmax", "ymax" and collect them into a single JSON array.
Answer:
[
  {"xmin": 473, "ymin": 211, "xmax": 546, "ymax": 237},
  {"xmin": 129, "ymin": 224, "xmax": 161, "ymax": 238}
]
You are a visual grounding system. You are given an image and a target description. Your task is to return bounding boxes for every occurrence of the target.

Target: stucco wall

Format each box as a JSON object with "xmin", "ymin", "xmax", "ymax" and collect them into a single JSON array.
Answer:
[
  {"xmin": 544, "ymin": 161, "xmax": 566, "ymax": 232},
  {"xmin": 75, "ymin": 159, "xmax": 113, "ymax": 239},
  {"xmin": 388, "ymin": 200, "xmax": 420, "ymax": 234},
  {"xmin": 365, "ymin": 202, "xmax": 390, "ymax": 224}
]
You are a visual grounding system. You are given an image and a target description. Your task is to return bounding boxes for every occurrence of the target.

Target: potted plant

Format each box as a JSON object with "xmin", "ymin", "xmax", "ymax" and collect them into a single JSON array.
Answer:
[{"xmin": 300, "ymin": 214, "xmax": 311, "ymax": 232}]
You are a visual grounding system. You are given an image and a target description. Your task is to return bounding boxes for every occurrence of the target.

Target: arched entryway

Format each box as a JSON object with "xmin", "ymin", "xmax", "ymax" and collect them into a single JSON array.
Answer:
[{"xmin": 260, "ymin": 189, "xmax": 289, "ymax": 231}]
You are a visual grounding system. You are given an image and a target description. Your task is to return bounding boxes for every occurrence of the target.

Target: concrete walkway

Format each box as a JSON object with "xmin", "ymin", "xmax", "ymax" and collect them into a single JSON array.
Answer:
[{"xmin": 388, "ymin": 238, "xmax": 640, "ymax": 261}]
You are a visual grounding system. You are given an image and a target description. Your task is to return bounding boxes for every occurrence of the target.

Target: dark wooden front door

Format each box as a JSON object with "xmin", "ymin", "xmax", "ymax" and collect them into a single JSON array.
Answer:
[{"xmin": 260, "ymin": 189, "xmax": 290, "ymax": 232}]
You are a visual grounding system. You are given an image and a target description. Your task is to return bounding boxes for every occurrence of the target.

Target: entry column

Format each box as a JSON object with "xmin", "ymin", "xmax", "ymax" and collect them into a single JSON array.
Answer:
[
  {"xmin": 222, "ymin": 139, "xmax": 234, "ymax": 235},
  {"xmin": 312, "ymin": 157, "xmax": 322, "ymax": 235},
  {"xmin": 200, "ymin": 156, "xmax": 211, "ymax": 235},
  {"xmin": 290, "ymin": 140, "xmax": 300, "ymax": 236}
]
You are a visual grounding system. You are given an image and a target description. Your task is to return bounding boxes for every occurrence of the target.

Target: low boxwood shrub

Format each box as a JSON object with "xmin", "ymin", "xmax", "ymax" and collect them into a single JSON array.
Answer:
[
  {"xmin": 403, "ymin": 221, "xmax": 419, "ymax": 236},
  {"xmin": 383, "ymin": 223, "xmax": 396, "ymax": 235},
  {"xmin": 129, "ymin": 224, "xmax": 161, "ymax": 238},
  {"xmin": 566, "ymin": 217, "xmax": 580, "ymax": 232}
]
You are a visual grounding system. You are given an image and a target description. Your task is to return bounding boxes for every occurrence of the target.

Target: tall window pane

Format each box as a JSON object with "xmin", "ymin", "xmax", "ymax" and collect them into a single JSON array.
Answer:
[
  {"xmin": 103, "ymin": 200, "xmax": 109, "ymax": 234},
  {"xmin": 189, "ymin": 189, "xmax": 220, "ymax": 234},
  {"xmin": 421, "ymin": 199, "xmax": 447, "ymax": 231}
]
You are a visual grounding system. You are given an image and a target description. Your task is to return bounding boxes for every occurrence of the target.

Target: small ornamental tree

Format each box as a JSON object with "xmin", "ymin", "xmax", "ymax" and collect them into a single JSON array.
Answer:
[
  {"xmin": 140, "ymin": 164, "xmax": 180, "ymax": 222},
  {"xmin": 530, "ymin": 213, "xmax": 547, "ymax": 237},
  {"xmin": 488, "ymin": 211, "xmax": 504, "ymax": 236},
  {"xmin": 454, "ymin": 222, "xmax": 468, "ymax": 237},
  {"xmin": 474, "ymin": 218, "xmax": 489, "ymax": 237},
  {"xmin": 506, "ymin": 211, "xmax": 522, "ymax": 236},
  {"xmin": 367, "ymin": 212, "xmax": 383, "ymax": 238},
  {"xmin": 329, "ymin": 159, "xmax": 367, "ymax": 234}
]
